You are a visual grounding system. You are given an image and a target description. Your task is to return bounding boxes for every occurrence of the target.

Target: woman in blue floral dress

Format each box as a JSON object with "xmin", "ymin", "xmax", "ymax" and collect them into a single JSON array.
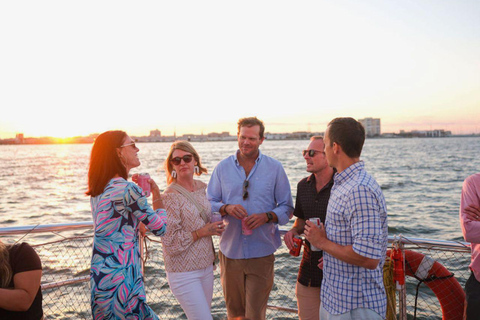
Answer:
[{"xmin": 86, "ymin": 131, "xmax": 167, "ymax": 320}]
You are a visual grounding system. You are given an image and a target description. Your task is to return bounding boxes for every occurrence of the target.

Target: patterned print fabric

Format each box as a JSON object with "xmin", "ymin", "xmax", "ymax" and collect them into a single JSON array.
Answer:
[
  {"xmin": 161, "ymin": 182, "xmax": 215, "ymax": 273},
  {"xmin": 90, "ymin": 177, "xmax": 167, "ymax": 320}
]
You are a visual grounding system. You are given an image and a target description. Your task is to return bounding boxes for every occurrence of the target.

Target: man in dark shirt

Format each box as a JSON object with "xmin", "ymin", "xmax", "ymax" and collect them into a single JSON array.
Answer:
[{"xmin": 284, "ymin": 136, "xmax": 334, "ymax": 320}]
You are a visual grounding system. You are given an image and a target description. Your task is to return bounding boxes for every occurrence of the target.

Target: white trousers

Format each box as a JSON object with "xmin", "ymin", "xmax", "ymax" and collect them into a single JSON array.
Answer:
[
  {"xmin": 166, "ymin": 264, "xmax": 214, "ymax": 320},
  {"xmin": 320, "ymin": 305, "xmax": 383, "ymax": 320}
]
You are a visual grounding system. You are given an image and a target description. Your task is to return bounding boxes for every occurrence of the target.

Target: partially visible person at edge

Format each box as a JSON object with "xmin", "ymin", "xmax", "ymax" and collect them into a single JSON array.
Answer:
[
  {"xmin": 283, "ymin": 136, "xmax": 335, "ymax": 320},
  {"xmin": 160, "ymin": 141, "xmax": 224, "ymax": 320},
  {"xmin": 0, "ymin": 240, "xmax": 43, "ymax": 320},
  {"xmin": 86, "ymin": 130, "xmax": 167, "ymax": 320},
  {"xmin": 459, "ymin": 172, "xmax": 480, "ymax": 319},
  {"xmin": 207, "ymin": 117, "xmax": 294, "ymax": 320},
  {"xmin": 305, "ymin": 117, "xmax": 388, "ymax": 320}
]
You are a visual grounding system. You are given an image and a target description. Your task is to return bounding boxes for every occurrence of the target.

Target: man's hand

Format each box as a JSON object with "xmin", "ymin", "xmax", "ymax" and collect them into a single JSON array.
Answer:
[
  {"xmin": 465, "ymin": 205, "xmax": 480, "ymax": 221},
  {"xmin": 318, "ymin": 257, "xmax": 324, "ymax": 270},
  {"xmin": 245, "ymin": 213, "xmax": 268, "ymax": 230},
  {"xmin": 225, "ymin": 204, "xmax": 248, "ymax": 220},
  {"xmin": 284, "ymin": 229, "xmax": 299, "ymax": 250},
  {"xmin": 304, "ymin": 220, "xmax": 327, "ymax": 250}
]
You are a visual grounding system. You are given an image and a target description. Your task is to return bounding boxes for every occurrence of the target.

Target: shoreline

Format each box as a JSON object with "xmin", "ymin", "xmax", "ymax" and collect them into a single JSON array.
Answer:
[{"xmin": 1, "ymin": 134, "xmax": 479, "ymax": 146}]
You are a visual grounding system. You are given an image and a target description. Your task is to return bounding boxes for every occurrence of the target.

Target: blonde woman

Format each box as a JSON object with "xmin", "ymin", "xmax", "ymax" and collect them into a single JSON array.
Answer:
[
  {"xmin": 161, "ymin": 141, "xmax": 224, "ymax": 320},
  {"xmin": 0, "ymin": 240, "xmax": 43, "ymax": 320}
]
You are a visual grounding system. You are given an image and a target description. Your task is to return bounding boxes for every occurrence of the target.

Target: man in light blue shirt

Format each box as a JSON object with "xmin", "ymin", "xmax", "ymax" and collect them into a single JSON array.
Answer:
[
  {"xmin": 207, "ymin": 117, "xmax": 294, "ymax": 320},
  {"xmin": 305, "ymin": 117, "xmax": 388, "ymax": 320}
]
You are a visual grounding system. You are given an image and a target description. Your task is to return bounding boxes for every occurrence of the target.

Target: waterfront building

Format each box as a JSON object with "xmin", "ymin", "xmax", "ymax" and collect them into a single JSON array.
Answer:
[{"xmin": 359, "ymin": 117, "xmax": 381, "ymax": 137}]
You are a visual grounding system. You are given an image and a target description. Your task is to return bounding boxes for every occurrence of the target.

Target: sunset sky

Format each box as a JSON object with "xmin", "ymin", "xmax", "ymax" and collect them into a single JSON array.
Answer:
[{"xmin": 0, "ymin": 0, "xmax": 479, "ymax": 139}]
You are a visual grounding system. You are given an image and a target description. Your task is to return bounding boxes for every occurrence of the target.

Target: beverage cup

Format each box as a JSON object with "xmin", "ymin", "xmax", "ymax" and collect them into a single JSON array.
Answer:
[
  {"xmin": 289, "ymin": 235, "xmax": 303, "ymax": 257},
  {"xmin": 137, "ymin": 173, "xmax": 151, "ymax": 197},
  {"xmin": 211, "ymin": 212, "xmax": 223, "ymax": 223},
  {"xmin": 308, "ymin": 218, "xmax": 321, "ymax": 251},
  {"xmin": 242, "ymin": 217, "xmax": 253, "ymax": 235}
]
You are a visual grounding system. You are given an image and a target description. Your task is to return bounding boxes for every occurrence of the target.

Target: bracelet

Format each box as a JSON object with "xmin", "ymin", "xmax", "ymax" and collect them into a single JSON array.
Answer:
[
  {"xmin": 223, "ymin": 204, "xmax": 230, "ymax": 215},
  {"xmin": 195, "ymin": 230, "xmax": 200, "ymax": 240}
]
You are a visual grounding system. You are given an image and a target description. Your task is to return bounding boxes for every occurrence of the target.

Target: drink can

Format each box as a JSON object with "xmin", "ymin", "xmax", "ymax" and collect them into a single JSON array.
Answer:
[
  {"xmin": 211, "ymin": 212, "xmax": 223, "ymax": 223},
  {"xmin": 242, "ymin": 217, "xmax": 253, "ymax": 235},
  {"xmin": 289, "ymin": 235, "xmax": 303, "ymax": 257},
  {"xmin": 308, "ymin": 218, "xmax": 321, "ymax": 251},
  {"xmin": 137, "ymin": 173, "xmax": 151, "ymax": 197}
]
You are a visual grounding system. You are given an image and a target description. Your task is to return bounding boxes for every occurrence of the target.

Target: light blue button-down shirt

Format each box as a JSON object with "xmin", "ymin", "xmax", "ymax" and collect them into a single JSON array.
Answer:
[{"xmin": 207, "ymin": 150, "xmax": 294, "ymax": 259}]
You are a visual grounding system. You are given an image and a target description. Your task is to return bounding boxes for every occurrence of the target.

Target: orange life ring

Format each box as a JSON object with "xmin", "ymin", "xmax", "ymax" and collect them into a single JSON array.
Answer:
[{"xmin": 387, "ymin": 249, "xmax": 465, "ymax": 320}]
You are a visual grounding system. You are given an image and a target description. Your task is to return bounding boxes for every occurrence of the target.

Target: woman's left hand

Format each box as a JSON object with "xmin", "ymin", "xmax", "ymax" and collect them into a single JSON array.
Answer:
[{"xmin": 202, "ymin": 221, "xmax": 225, "ymax": 237}]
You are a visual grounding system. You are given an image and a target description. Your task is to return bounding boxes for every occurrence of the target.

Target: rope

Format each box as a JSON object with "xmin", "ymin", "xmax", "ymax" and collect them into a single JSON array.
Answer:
[
  {"xmin": 142, "ymin": 234, "xmax": 159, "ymax": 265},
  {"xmin": 405, "ymin": 258, "xmax": 454, "ymax": 320},
  {"xmin": 14, "ymin": 224, "xmax": 41, "ymax": 245},
  {"xmin": 383, "ymin": 255, "xmax": 397, "ymax": 320}
]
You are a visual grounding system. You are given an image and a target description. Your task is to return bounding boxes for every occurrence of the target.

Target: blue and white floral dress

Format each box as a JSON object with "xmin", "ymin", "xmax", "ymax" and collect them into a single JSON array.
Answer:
[{"xmin": 90, "ymin": 177, "xmax": 167, "ymax": 320}]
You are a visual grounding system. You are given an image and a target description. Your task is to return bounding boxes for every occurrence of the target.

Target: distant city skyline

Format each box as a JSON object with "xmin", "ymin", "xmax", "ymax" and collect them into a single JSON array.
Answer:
[
  {"xmin": 2, "ymin": 124, "xmax": 470, "ymax": 145},
  {"xmin": 1, "ymin": 1, "xmax": 479, "ymax": 139},
  {"xmin": 1, "ymin": 117, "xmax": 479, "ymax": 140}
]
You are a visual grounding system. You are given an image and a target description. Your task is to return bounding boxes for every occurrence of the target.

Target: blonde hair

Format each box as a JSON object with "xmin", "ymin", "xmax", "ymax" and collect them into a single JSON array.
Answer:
[
  {"xmin": 164, "ymin": 141, "xmax": 207, "ymax": 185},
  {"xmin": 0, "ymin": 241, "xmax": 12, "ymax": 288}
]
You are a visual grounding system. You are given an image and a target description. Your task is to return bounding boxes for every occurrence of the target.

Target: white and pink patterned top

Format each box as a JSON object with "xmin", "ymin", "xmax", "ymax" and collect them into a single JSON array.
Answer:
[{"xmin": 161, "ymin": 181, "xmax": 214, "ymax": 273}]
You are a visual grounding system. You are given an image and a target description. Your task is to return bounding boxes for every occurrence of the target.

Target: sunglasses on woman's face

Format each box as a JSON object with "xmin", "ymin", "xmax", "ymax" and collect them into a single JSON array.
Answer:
[
  {"xmin": 170, "ymin": 154, "xmax": 194, "ymax": 166},
  {"xmin": 120, "ymin": 142, "xmax": 137, "ymax": 149}
]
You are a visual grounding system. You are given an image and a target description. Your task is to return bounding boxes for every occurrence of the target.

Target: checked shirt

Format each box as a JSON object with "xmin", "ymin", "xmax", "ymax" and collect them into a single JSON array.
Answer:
[{"xmin": 321, "ymin": 161, "xmax": 388, "ymax": 317}]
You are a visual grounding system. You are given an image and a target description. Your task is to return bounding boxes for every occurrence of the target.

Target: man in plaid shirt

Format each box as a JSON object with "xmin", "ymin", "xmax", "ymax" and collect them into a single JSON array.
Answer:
[{"xmin": 305, "ymin": 117, "xmax": 388, "ymax": 320}]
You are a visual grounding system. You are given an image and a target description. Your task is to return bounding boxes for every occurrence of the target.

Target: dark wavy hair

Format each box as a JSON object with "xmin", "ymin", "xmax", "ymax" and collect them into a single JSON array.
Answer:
[
  {"xmin": 86, "ymin": 130, "xmax": 128, "ymax": 197},
  {"xmin": 327, "ymin": 117, "xmax": 365, "ymax": 158},
  {"xmin": 237, "ymin": 117, "xmax": 265, "ymax": 139}
]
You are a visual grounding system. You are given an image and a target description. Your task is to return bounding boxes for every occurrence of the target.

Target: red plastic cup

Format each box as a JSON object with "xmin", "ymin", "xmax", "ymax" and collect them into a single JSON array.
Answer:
[
  {"xmin": 242, "ymin": 217, "xmax": 253, "ymax": 235},
  {"xmin": 137, "ymin": 173, "xmax": 151, "ymax": 197}
]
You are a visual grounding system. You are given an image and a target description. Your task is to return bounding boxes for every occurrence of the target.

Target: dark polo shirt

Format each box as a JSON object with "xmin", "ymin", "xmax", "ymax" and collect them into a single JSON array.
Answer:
[{"xmin": 293, "ymin": 173, "xmax": 334, "ymax": 287}]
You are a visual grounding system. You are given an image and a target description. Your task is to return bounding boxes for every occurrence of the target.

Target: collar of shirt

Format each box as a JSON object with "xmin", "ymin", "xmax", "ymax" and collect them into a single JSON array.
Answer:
[
  {"xmin": 306, "ymin": 172, "xmax": 335, "ymax": 193},
  {"xmin": 234, "ymin": 149, "xmax": 263, "ymax": 164},
  {"xmin": 333, "ymin": 161, "xmax": 364, "ymax": 186}
]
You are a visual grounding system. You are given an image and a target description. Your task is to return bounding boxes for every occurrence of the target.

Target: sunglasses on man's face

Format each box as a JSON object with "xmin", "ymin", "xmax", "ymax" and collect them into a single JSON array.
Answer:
[
  {"xmin": 243, "ymin": 180, "xmax": 249, "ymax": 200},
  {"xmin": 302, "ymin": 149, "xmax": 324, "ymax": 157},
  {"xmin": 170, "ymin": 154, "xmax": 194, "ymax": 166}
]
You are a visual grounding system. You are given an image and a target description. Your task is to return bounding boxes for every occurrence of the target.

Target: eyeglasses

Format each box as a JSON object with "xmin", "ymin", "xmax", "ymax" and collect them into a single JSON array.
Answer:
[
  {"xmin": 243, "ymin": 180, "xmax": 249, "ymax": 200},
  {"xmin": 120, "ymin": 142, "xmax": 136, "ymax": 149},
  {"xmin": 302, "ymin": 149, "xmax": 324, "ymax": 157},
  {"xmin": 170, "ymin": 154, "xmax": 194, "ymax": 165}
]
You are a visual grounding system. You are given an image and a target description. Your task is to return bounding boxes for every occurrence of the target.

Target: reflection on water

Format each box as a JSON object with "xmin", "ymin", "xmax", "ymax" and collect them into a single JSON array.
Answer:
[{"xmin": 1, "ymin": 137, "xmax": 480, "ymax": 243}]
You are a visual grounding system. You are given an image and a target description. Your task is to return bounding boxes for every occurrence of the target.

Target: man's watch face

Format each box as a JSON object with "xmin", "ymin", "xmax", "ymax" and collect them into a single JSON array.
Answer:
[{"xmin": 267, "ymin": 212, "xmax": 273, "ymax": 222}]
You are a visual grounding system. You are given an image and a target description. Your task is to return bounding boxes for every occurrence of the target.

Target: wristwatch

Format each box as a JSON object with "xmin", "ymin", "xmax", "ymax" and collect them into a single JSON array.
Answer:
[{"xmin": 266, "ymin": 211, "xmax": 274, "ymax": 223}]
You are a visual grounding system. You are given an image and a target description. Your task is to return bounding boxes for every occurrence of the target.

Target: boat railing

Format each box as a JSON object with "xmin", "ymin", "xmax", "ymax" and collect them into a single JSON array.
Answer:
[{"xmin": 0, "ymin": 222, "xmax": 472, "ymax": 320}]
